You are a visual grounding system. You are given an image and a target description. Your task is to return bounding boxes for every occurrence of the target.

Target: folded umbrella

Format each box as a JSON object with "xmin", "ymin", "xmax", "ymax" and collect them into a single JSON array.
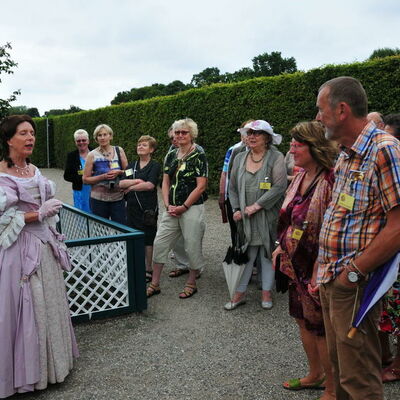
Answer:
[
  {"xmin": 222, "ymin": 226, "xmax": 248, "ymax": 299},
  {"xmin": 348, "ymin": 253, "xmax": 400, "ymax": 339}
]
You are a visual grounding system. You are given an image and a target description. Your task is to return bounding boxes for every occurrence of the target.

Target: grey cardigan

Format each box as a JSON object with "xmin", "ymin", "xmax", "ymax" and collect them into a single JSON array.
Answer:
[{"xmin": 228, "ymin": 146, "xmax": 287, "ymax": 258}]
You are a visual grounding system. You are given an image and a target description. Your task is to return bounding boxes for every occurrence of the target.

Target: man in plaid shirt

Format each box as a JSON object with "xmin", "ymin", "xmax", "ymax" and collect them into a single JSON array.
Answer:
[{"xmin": 316, "ymin": 76, "xmax": 400, "ymax": 400}]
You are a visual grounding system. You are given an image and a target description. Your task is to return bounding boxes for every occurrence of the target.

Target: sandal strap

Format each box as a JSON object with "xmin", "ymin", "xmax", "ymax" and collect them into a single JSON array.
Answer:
[
  {"xmin": 148, "ymin": 283, "xmax": 160, "ymax": 291},
  {"xmin": 184, "ymin": 283, "xmax": 196, "ymax": 289}
]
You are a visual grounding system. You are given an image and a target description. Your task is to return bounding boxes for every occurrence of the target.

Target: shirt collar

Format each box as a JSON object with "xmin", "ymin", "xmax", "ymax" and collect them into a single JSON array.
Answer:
[{"xmin": 349, "ymin": 121, "xmax": 377, "ymax": 157}]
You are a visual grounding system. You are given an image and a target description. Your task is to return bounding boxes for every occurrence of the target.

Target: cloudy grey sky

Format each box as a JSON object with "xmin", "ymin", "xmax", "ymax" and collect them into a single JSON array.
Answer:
[{"xmin": 1, "ymin": 0, "xmax": 399, "ymax": 115}]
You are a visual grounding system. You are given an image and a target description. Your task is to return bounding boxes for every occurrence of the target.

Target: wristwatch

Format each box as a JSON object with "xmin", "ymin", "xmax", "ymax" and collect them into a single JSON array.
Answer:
[{"xmin": 347, "ymin": 270, "xmax": 361, "ymax": 283}]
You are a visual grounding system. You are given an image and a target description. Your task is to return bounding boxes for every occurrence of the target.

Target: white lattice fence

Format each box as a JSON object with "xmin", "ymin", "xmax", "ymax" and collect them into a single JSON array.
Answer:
[{"xmin": 59, "ymin": 205, "xmax": 147, "ymax": 321}]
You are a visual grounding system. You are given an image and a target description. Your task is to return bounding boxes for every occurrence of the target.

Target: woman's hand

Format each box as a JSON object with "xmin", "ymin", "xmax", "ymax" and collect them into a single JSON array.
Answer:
[
  {"xmin": 272, "ymin": 245, "xmax": 283, "ymax": 270},
  {"xmin": 233, "ymin": 210, "xmax": 242, "ymax": 222},
  {"xmin": 167, "ymin": 205, "xmax": 186, "ymax": 217},
  {"xmin": 244, "ymin": 203, "xmax": 262, "ymax": 217},
  {"xmin": 105, "ymin": 169, "xmax": 122, "ymax": 180},
  {"xmin": 307, "ymin": 282, "xmax": 321, "ymax": 301}
]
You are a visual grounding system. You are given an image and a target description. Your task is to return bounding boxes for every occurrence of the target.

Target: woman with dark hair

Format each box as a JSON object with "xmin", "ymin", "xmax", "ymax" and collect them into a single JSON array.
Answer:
[
  {"xmin": 273, "ymin": 121, "xmax": 337, "ymax": 399},
  {"xmin": 119, "ymin": 135, "xmax": 160, "ymax": 283},
  {"xmin": 0, "ymin": 115, "xmax": 78, "ymax": 398}
]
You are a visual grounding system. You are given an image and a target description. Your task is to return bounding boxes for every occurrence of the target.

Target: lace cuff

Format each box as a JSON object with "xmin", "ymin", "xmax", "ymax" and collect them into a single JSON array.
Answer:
[{"xmin": 0, "ymin": 207, "xmax": 25, "ymax": 249}]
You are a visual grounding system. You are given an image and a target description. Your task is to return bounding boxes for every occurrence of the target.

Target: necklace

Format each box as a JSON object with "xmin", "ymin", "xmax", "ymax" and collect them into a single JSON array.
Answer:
[
  {"xmin": 99, "ymin": 147, "xmax": 112, "ymax": 157},
  {"xmin": 250, "ymin": 151, "xmax": 265, "ymax": 163},
  {"xmin": 14, "ymin": 163, "xmax": 30, "ymax": 176},
  {"xmin": 178, "ymin": 145, "xmax": 194, "ymax": 160}
]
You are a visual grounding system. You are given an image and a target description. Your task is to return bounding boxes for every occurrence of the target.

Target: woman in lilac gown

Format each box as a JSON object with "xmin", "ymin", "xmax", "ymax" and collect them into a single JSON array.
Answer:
[{"xmin": 0, "ymin": 115, "xmax": 78, "ymax": 398}]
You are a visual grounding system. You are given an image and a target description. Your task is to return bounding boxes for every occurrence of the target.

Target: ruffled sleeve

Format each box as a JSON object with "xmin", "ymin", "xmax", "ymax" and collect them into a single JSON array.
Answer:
[{"xmin": 0, "ymin": 206, "xmax": 25, "ymax": 249}]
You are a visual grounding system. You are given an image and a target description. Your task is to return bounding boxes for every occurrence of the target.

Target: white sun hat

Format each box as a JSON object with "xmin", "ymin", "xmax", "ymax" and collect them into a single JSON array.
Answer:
[{"xmin": 239, "ymin": 120, "xmax": 282, "ymax": 145}]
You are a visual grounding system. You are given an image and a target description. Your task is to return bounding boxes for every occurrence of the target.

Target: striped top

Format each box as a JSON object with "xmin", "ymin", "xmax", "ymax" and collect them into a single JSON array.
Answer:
[{"xmin": 318, "ymin": 122, "xmax": 400, "ymax": 284}]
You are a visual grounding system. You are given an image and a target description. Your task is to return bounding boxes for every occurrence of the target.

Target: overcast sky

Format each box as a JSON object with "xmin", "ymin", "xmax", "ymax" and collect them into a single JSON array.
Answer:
[{"xmin": 0, "ymin": 0, "xmax": 399, "ymax": 115}]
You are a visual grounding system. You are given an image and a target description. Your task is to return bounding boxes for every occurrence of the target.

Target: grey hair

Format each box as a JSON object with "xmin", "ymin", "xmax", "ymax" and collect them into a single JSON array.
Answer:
[
  {"xmin": 319, "ymin": 76, "xmax": 368, "ymax": 118},
  {"xmin": 73, "ymin": 129, "xmax": 89, "ymax": 141},
  {"xmin": 93, "ymin": 124, "xmax": 113, "ymax": 140},
  {"xmin": 172, "ymin": 118, "xmax": 198, "ymax": 140}
]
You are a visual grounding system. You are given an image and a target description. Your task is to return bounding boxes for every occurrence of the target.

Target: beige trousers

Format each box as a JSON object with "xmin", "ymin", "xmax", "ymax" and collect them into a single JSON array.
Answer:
[{"xmin": 152, "ymin": 204, "xmax": 205, "ymax": 271}]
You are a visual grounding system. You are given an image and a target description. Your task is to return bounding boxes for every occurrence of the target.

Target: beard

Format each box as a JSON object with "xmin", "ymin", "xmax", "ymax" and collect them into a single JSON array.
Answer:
[{"xmin": 325, "ymin": 128, "xmax": 335, "ymax": 140}]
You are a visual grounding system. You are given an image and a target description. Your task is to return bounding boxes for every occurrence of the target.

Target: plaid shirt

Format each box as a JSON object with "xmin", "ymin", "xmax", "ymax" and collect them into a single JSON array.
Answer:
[{"xmin": 318, "ymin": 122, "xmax": 400, "ymax": 284}]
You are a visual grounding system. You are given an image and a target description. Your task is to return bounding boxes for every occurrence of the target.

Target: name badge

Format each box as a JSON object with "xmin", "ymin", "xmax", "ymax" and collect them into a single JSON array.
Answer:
[
  {"xmin": 110, "ymin": 162, "xmax": 119, "ymax": 169},
  {"xmin": 292, "ymin": 229, "xmax": 303, "ymax": 240},
  {"xmin": 338, "ymin": 193, "xmax": 355, "ymax": 210},
  {"xmin": 125, "ymin": 168, "xmax": 133, "ymax": 176},
  {"xmin": 77, "ymin": 169, "xmax": 83, "ymax": 175},
  {"xmin": 260, "ymin": 182, "xmax": 271, "ymax": 190},
  {"xmin": 179, "ymin": 162, "xmax": 186, "ymax": 171}
]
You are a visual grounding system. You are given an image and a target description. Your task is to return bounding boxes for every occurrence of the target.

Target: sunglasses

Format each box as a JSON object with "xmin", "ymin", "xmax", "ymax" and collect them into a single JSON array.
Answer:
[
  {"xmin": 247, "ymin": 130, "xmax": 265, "ymax": 136},
  {"xmin": 175, "ymin": 130, "xmax": 190, "ymax": 135},
  {"xmin": 290, "ymin": 142, "xmax": 306, "ymax": 149}
]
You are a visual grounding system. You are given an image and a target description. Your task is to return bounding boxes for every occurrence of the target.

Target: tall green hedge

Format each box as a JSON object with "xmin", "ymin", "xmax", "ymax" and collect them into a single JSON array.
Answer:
[{"xmin": 32, "ymin": 56, "xmax": 400, "ymax": 194}]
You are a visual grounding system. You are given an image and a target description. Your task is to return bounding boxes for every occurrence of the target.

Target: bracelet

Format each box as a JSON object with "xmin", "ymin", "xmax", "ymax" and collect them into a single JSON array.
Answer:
[
  {"xmin": 351, "ymin": 259, "xmax": 366, "ymax": 277},
  {"xmin": 183, "ymin": 203, "xmax": 189, "ymax": 210}
]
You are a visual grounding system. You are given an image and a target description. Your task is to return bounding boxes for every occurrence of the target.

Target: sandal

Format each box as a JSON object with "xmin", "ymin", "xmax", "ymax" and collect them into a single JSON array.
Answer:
[
  {"xmin": 283, "ymin": 376, "xmax": 325, "ymax": 391},
  {"xmin": 382, "ymin": 367, "xmax": 400, "ymax": 383},
  {"xmin": 169, "ymin": 268, "xmax": 189, "ymax": 278},
  {"xmin": 146, "ymin": 271, "xmax": 153, "ymax": 283},
  {"xmin": 146, "ymin": 283, "xmax": 161, "ymax": 298},
  {"xmin": 179, "ymin": 283, "xmax": 197, "ymax": 299}
]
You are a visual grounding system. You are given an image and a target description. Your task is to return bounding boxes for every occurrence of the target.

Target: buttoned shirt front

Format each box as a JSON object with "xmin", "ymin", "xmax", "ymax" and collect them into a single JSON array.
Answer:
[{"xmin": 318, "ymin": 122, "xmax": 400, "ymax": 284}]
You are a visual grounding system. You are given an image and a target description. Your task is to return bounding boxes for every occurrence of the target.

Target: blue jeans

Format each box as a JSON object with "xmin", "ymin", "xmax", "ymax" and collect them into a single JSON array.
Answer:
[{"xmin": 90, "ymin": 198, "xmax": 126, "ymax": 225}]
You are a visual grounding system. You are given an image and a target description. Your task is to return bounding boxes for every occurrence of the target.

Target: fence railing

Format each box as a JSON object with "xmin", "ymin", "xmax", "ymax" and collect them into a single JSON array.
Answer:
[{"xmin": 58, "ymin": 204, "xmax": 147, "ymax": 322}]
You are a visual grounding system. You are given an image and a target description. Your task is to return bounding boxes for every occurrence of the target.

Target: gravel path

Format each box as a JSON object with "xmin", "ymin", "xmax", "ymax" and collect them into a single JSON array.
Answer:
[{"xmin": 20, "ymin": 169, "xmax": 399, "ymax": 400}]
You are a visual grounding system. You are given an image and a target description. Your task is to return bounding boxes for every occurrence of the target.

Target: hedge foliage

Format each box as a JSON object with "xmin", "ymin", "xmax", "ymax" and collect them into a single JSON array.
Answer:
[{"xmin": 31, "ymin": 56, "xmax": 400, "ymax": 194}]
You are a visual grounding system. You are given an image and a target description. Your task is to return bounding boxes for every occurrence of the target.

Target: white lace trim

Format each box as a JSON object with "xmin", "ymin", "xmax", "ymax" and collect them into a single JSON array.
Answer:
[{"xmin": 0, "ymin": 206, "xmax": 25, "ymax": 249}]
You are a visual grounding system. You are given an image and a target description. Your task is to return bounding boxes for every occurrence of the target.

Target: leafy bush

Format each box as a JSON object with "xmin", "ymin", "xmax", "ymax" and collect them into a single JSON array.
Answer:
[{"xmin": 31, "ymin": 56, "xmax": 400, "ymax": 195}]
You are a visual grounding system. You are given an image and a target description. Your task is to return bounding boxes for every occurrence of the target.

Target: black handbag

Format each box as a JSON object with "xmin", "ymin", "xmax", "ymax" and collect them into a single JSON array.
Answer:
[{"xmin": 143, "ymin": 209, "xmax": 158, "ymax": 227}]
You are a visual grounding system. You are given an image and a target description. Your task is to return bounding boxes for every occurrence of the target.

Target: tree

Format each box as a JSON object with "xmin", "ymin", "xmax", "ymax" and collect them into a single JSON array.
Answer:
[
  {"xmin": 190, "ymin": 67, "xmax": 222, "ymax": 87},
  {"xmin": 222, "ymin": 67, "xmax": 255, "ymax": 83},
  {"xmin": 164, "ymin": 80, "xmax": 188, "ymax": 95},
  {"xmin": 9, "ymin": 105, "xmax": 40, "ymax": 118},
  {"xmin": 368, "ymin": 47, "xmax": 400, "ymax": 60},
  {"xmin": 252, "ymin": 51, "xmax": 297, "ymax": 77},
  {"xmin": 0, "ymin": 42, "xmax": 20, "ymax": 119},
  {"xmin": 44, "ymin": 105, "xmax": 84, "ymax": 117}
]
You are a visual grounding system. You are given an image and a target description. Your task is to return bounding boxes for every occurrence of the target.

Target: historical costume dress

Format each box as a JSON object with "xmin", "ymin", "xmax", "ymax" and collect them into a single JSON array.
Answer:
[{"xmin": 0, "ymin": 168, "xmax": 78, "ymax": 398}]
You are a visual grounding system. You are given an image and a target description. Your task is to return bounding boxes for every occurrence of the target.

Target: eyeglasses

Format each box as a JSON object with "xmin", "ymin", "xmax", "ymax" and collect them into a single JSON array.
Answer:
[
  {"xmin": 290, "ymin": 142, "xmax": 306, "ymax": 149},
  {"xmin": 247, "ymin": 130, "xmax": 264, "ymax": 136},
  {"xmin": 175, "ymin": 130, "xmax": 189, "ymax": 135},
  {"xmin": 76, "ymin": 139, "xmax": 87, "ymax": 143}
]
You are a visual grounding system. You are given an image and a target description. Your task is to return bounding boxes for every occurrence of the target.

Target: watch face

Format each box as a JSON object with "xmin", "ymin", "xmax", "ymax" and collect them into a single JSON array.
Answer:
[{"xmin": 348, "ymin": 271, "xmax": 359, "ymax": 283}]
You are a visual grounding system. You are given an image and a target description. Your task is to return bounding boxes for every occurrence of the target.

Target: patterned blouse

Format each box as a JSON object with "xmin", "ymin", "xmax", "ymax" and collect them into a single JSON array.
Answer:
[{"xmin": 163, "ymin": 147, "xmax": 208, "ymax": 206}]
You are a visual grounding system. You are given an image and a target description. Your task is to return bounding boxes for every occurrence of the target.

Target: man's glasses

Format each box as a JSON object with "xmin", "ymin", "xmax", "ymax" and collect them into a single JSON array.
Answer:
[
  {"xmin": 175, "ymin": 130, "xmax": 189, "ymax": 135},
  {"xmin": 76, "ymin": 139, "xmax": 87, "ymax": 143}
]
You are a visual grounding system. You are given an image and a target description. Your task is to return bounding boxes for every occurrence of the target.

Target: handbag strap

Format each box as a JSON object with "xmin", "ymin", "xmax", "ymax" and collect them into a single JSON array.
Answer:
[
  {"xmin": 133, "ymin": 161, "xmax": 158, "ymax": 213},
  {"xmin": 115, "ymin": 146, "xmax": 122, "ymax": 167}
]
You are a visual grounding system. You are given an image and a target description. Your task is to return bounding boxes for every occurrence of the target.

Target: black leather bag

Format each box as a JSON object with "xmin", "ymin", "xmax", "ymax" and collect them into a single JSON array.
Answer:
[{"xmin": 143, "ymin": 209, "xmax": 158, "ymax": 227}]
